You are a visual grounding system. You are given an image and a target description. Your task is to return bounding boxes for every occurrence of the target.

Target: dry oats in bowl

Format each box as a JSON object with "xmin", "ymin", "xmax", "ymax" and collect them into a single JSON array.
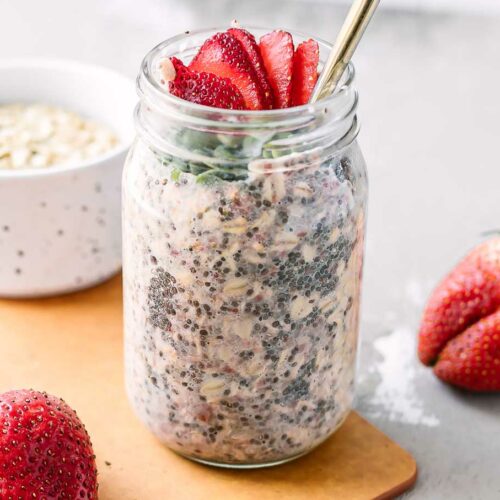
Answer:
[
  {"xmin": 0, "ymin": 103, "xmax": 119, "ymax": 170},
  {"xmin": 0, "ymin": 59, "xmax": 136, "ymax": 297}
]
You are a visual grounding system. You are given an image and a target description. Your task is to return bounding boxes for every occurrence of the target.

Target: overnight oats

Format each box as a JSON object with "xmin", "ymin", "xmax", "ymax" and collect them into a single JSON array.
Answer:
[{"xmin": 123, "ymin": 26, "xmax": 368, "ymax": 467}]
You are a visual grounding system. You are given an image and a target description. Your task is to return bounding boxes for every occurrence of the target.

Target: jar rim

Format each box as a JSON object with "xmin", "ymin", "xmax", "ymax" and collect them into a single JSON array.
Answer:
[{"xmin": 138, "ymin": 26, "xmax": 356, "ymax": 124}]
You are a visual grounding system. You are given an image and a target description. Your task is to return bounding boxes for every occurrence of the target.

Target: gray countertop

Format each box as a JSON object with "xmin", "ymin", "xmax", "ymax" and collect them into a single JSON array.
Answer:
[{"xmin": 2, "ymin": 1, "xmax": 499, "ymax": 498}]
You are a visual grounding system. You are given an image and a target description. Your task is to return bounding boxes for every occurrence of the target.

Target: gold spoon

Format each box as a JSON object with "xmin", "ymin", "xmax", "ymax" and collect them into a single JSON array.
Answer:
[{"xmin": 309, "ymin": 0, "xmax": 380, "ymax": 103}]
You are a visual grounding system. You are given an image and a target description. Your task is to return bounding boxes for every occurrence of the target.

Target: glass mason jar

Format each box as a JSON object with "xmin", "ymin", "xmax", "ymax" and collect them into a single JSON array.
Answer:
[{"xmin": 123, "ymin": 27, "xmax": 368, "ymax": 468}]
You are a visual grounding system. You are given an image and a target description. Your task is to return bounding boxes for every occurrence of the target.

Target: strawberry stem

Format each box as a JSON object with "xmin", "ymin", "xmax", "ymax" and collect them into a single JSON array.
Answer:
[{"xmin": 481, "ymin": 229, "xmax": 500, "ymax": 237}]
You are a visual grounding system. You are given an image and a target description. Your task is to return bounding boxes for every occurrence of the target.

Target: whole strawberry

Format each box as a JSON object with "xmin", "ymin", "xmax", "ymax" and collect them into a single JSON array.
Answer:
[
  {"xmin": 433, "ymin": 309, "xmax": 500, "ymax": 391},
  {"xmin": 0, "ymin": 389, "xmax": 98, "ymax": 499},
  {"xmin": 418, "ymin": 237, "xmax": 500, "ymax": 391}
]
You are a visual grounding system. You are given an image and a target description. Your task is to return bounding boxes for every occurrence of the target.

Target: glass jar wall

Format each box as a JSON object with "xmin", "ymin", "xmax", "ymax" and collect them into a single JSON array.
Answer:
[{"xmin": 123, "ymin": 27, "xmax": 368, "ymax": 468}]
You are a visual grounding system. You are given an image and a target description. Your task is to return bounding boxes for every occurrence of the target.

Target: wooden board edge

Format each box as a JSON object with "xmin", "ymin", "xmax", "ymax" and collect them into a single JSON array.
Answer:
[
  {"xmin": 373, "ymin": 445, "xmax": 417, "ymax": 499},
  {"xmin": 348, "ymin": 412, "xmax": 418, "ymax": 500}
]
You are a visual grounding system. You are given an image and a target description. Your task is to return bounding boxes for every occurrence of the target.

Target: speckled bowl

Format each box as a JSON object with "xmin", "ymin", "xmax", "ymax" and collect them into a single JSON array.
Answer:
[{"xmin": 0, "ymin": 59, "xmax": 136, "ymax": 297}]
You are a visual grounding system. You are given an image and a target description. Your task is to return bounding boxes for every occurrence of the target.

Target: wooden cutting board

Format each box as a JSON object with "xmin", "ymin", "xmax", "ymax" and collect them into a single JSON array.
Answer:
[{"xmin": 0, "ymin": 276, "xmax": 416, "ymax": 500}]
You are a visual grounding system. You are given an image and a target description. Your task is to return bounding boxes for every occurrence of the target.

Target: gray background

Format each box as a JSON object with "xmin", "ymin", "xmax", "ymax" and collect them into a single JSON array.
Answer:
[{"xmin": 1, "ymin": 1, "xmax": 499, "ymax": 498}]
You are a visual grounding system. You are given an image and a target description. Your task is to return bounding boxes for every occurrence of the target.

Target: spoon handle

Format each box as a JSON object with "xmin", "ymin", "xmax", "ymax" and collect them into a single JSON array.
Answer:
[{"xmin": 309, "ymin": 0, "xmax": 380, "ymax": 103}]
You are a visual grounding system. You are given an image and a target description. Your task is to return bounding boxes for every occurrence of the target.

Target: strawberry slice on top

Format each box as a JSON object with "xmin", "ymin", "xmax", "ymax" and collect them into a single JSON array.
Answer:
[
  {"xmin": 227, "ymin": 28, "xmax": 274, "ymax": 109},
  {"xmin": 189, "ymin": 32, "xmax": 268, "ymax": 110},
  {"xmin": 164, "ymin": 57, "xmax": 246, "ymax": 110},
  {"xmin": 259, "ymin": 30, "xmax": 295, "ymax": 109},
  {"xmin": 291, "ymin": 39, "xmax": 319, "ymax": 106}
]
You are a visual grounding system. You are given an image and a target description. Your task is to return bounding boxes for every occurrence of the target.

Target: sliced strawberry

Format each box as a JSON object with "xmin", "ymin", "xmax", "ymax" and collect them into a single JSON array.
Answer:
[
  {"xmin": 433, "ymin": 309, "xmax": 500, "ymax": 391},
  {"xmin": 259, "ymin": 30, "xmax": 294, "ymax": 109},
  {"xmin": 291, "ymin": 39, "xmax": 319, "ymax": 106},
  {"xmin": 418, "ymin": 238, "xmax": 500, "ymax": 366},
  {"xmin": 166, "ymin": 57, "xmax": 246, "ymax": 110},
  {"xmin": 189, "ymin": 32, "xmax": 267, "ymax": 110},
  {"xmin": 227, "ymin": 28, "xmax": 274, "ymax": 109}
]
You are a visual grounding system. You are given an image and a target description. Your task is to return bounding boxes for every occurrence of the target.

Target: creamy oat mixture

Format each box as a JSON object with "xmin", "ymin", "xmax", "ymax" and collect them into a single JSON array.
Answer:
[
  {"xmin": 123, "ymin": 139, "xmax": 367, "ymax": 465},
  {"xmin": 0, "ymin": 104, "xmax": 118, "ymax": 169}
]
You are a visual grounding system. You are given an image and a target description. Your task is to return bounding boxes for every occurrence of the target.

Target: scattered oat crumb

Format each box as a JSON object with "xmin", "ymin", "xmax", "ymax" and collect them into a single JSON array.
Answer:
[{"xmin": 160, "ymin": 58, "xmax": 176, "ymax": 83}]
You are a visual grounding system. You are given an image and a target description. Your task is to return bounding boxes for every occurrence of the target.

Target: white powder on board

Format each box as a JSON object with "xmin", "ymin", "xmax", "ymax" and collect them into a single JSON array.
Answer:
[
  {"xmin": 368, "ymin": 325, "xmax": 440, "ymax": 427},
  {"xmin": 360, "ymin": 277, "xmax": 440, "ymax": 427}
]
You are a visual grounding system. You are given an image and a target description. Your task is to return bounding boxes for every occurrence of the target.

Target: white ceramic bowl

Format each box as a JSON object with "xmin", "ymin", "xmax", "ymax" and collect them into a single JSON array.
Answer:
[{"xmin": 0, "ymin": 59, "xmax": 136, "ymax": 297}]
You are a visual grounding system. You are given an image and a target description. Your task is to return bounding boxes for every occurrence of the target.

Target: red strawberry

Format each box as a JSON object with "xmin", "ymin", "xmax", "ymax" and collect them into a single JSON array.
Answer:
[
  {"xmin": 227, "ymin": 28, "xmax": 274, "ymax": 109},
  {"xmin": 0, "ymin": 389, "xmax": 98, "ymax": 499},
  {"xmin": 291, "ymin": 39, "xmax": 319, "ymax": 106},
  {"xmin": 165, "ymin": 57, "xmax": 246, "ymax": 110},
  {"xmin": 189, "ymin": 32, "xmax": 267, "ymax": 110},
  {"xmin": 259, "ymin": 30, "xmax": 294, "ymax": 109},
  {"xmin": 418, "ymin": 238, "xmax": 500, "ymax": 365},
  {"xmin": 433, "ymin": 309, "xmax": 500, "ymax": 391}
]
